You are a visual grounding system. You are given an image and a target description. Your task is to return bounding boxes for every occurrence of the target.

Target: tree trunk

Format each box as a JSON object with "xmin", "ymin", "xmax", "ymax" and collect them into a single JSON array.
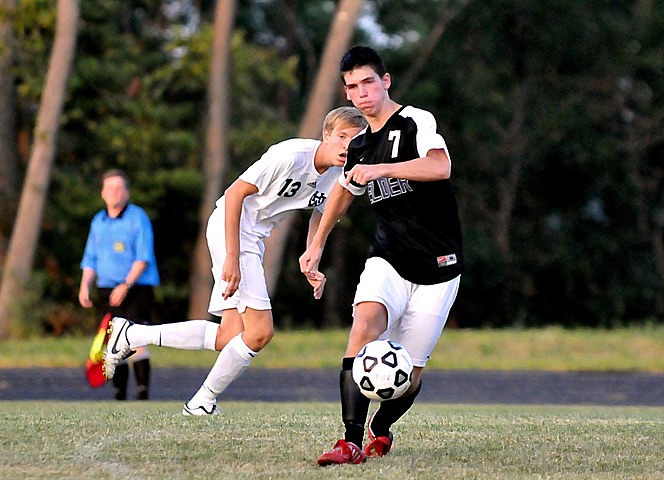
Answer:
[
  {"xmin": 262, "ymin": 0, "xmax": 364, "ymax": 292},
  {"xmin": 187, "ymin": 0, "xmax": 236, "ymax": 319},
  {"xmin": 491, "ymin": 84, "xmax": 528, "ymax": 258},
  {"xmin": 0, "ymin": 0, "xmax": 19, "ymax": 265},
  {"xmin": 625, "ymin": 112, "xmax": 664, "ymax": 319},
  {"xmin": 0, "ymin": 0, "xmax": 79, "ymax": 338}
]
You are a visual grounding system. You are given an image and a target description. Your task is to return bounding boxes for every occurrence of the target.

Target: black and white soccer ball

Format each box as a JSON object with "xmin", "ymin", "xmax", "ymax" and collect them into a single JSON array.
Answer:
[{"xmin": 352, "ymin": 339, "xmax": 413, "ymax": 401}]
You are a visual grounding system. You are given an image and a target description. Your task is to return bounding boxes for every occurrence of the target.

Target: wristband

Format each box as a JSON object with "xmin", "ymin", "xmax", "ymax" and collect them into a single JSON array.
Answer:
[{"xmin": 123, "ymin": 281, "xmax": 134, "ymax": 289}]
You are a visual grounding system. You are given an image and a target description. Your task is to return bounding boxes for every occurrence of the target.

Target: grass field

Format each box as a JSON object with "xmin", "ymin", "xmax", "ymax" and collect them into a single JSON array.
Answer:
[
  {"xmin": 2, "ymin": 327, "xmax": 663, "ymax": 478},
  {"xmin": 1, "ymin": 324, "xmax": 664, "ymax": 371},
  {"xmin": 1, "ymin": 402, "xmax": 663, "ymax": 479}
]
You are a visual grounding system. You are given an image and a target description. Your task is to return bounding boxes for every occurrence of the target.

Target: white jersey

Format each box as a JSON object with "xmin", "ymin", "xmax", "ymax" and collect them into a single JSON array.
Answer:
[{"xmin": 214, "ymin": 138, "xmax": 341, "ymax": 255}]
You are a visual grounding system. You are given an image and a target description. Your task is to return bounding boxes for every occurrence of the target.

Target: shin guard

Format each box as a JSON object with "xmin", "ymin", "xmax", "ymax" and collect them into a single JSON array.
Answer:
[{"xmin": 340, "ymin": 357, "xmax": 370, "ymax": 447}]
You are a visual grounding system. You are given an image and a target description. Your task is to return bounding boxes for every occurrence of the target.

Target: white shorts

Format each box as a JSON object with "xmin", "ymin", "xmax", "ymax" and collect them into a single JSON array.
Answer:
[
  {"xmin": 353, "ymin": 256, "xmax": 460, "ymax": 367},
  {"xmin": 206, "ymin": 207, "xmax": 272, "ymax": 316}
]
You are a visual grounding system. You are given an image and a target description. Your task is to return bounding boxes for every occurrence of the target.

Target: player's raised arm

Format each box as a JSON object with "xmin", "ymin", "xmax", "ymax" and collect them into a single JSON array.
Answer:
[{"xmin": 302, "ymin": 209, "xmax": 326, "ymax": 299}]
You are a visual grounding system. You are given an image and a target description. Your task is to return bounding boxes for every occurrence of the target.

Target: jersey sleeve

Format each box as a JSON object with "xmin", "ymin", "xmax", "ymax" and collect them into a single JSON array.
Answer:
[
  {"xmin": 340, "ymin": 142, "xmax": 367, "ymax": 196},
  {"xmin": 409, "ymin": 107, "xmax": 449, "ymax": 160},
  {"xmin": 134, "ymin": 208, "xmax": 157, "ymax": 263},
  {"xmin": 80, "ymin": 215, "xmax": 99, "ymax": 270},
  {"xmin": 337, "ymin": 169, "xmax": 366, "ymax": 196}
]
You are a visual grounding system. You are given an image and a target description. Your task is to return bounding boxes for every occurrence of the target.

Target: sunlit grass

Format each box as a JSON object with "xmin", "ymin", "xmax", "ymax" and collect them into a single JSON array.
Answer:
[
  {"xmin": 1, "ymin": 325, "xmax": 663, "ymax": 371},
  {"xmin": 435, "ymin": 325, "xmax": 664, "ymax": 371},
  {"xmin": 1, "ymin": 402, "xmax": 663, "ymax": 479}
]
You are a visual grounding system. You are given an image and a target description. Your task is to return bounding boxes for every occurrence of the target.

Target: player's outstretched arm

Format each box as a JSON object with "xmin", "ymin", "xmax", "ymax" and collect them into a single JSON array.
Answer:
[
  {"xmin": 303, "ymin": 210, "xmax": 327, "ymax": 299},
  {"xmin": 306, "ymin": 209, "xmax": 323, "ymax": 248},
  {"xmin": 299, "ymin": 182, "xmax": 354, "ymax": 274}
]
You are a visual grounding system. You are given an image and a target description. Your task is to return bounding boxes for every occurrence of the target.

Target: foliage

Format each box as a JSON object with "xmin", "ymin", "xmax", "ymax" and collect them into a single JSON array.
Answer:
[
  {"xmin": 9, "ymin": 0, "xmax": 299, "ymax": 332},
  {"xmin": 3, "ymin": 0, "xmax": 663, "ymax": 332},
  {"xmin": 373, "ymin": 0, "xmax": 664, "ymax": 327}
]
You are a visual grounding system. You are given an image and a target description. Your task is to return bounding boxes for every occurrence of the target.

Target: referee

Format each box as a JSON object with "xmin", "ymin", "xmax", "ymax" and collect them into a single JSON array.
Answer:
[{"xmin": 79, "ymin": 169, "xmax": 160, "ymax": 400}]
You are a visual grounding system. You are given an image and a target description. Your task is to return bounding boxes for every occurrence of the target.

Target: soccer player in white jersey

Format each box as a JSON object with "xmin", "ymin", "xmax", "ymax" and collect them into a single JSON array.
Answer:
[
  {"xmin": 102, "ymin": 106, "xmax": 367, "ymax": 415},
  {"xmin": 300, "ymin": 46, "xmax": 464, "ymax": 465}
]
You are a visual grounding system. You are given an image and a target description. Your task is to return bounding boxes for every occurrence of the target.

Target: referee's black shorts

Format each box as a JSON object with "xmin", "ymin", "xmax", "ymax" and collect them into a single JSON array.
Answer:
[{"xmin": 96, "ymin": 285, "xmax": 155, "ymax": 325}]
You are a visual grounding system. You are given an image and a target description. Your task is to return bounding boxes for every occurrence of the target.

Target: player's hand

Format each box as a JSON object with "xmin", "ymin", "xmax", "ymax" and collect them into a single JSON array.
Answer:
[
  {"xmin": 305, "ymin": 270, "xmax": 326, "ymax": 300},
  {"xmin": 299, "ymin": 245, "xmax": 322, "ymax": 275},
  {"xmin": 344, "ymin": 164, "xmax": 382, "ymax": 186},
  {"xmin": 221, "ymin": 255, "xmax": 241, "ymax": 300}
]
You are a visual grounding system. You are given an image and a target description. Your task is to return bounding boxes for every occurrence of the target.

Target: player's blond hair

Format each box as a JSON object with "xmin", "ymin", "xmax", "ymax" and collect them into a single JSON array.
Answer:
[{"xmin": 322, "ymin": 106, "xmax": 367, "ymax": 135}]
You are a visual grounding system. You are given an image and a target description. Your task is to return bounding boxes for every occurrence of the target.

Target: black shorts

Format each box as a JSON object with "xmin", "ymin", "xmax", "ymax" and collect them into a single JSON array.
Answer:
[{"xmin": 96, "ymin": 285, "xmax": 155, "ymax": 325}]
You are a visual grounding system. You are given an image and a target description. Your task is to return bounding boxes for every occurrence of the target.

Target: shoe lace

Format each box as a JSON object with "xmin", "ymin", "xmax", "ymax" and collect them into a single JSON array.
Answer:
[{"xmin": 336, "ymin": 440, "xmax": 362, "ymax": 460}]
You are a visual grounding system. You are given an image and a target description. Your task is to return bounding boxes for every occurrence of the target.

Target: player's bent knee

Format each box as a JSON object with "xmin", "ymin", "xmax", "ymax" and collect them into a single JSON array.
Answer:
[
  {"xmin": 243, "ymin": 328, "xmax": 274, "ymax": 352},
  {"xmin": 350, "ymin": 321, "xmax": 385, "ymax": 346},
  {"xmin": 352, "ymin": 305, "xmax": 388, "ymax": 337}
]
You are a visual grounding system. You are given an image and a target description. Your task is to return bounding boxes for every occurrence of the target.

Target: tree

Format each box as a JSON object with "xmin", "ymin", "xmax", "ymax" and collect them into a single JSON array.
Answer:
[
  {"xmin": 0, "ymin": 0, "xmax": 79, "ymax": 338},
  {"xmin": 187, "ymin": 0, "xmax": 237, "ymax": 319},
  {"xmin": 618, "ymin": 0, "xmax": 664, "ymax": 317},
  {"xmin": 262, "ymin": 0, "xmax": 364, "ymax": 293},
  {"xmin": 0, "ymin": 0, "xmax": 19, "ymax": 263},
  {"xmin": 3, "ymin": 0, "xmax": 660, "ymax": 331},
  {"xmin": 393, "ymin": 0, "xmax": 471, "ymax": 101}
]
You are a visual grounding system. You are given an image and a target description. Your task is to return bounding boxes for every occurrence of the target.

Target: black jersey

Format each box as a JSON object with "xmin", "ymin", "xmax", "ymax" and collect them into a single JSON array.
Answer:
[{"xmin": 343, "ymin": 105, "xmax": 464, "ymax": 285}]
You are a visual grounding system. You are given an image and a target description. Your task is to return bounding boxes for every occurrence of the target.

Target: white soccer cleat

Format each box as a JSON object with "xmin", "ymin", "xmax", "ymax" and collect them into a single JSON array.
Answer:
[
  {"xmin": 102, "ymin": 317, "xmax": 135, "ymax": 380},
  {"xmin": 182, "ymin": 402, "xmax": 222, "ymax": 416}
]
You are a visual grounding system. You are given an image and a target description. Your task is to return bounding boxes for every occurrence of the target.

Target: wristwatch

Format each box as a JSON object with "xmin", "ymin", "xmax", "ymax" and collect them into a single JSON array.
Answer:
[{"xmin": 123, "ymin": 281, "xmax": 134, "ymax": 289}]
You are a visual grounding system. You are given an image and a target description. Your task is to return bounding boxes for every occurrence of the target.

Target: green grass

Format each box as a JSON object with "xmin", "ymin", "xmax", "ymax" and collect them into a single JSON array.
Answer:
[
  {"xmin": 1, "ymin": 325, "xmax": 664, "ymax": 371},
  {"xmin": 1, "ymin": 402, "xmax": 663, "ymax": 479},
  {"xmin": 2, "ymin": 326, "xmax": 663, "ymax": 478}
]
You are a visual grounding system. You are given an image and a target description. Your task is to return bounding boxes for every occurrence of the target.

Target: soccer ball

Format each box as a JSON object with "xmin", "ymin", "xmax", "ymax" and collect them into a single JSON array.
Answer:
[{"xmin": 352, "ymin": 339, "xmax": 413, "ymax": 401}]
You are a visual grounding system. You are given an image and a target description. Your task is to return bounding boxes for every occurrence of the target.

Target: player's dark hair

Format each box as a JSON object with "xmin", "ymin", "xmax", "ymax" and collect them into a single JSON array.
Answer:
[
  {"xmin": 340, "ymin": 45, "xmax": 387, "ymax": 82},
  {"xmin": 102, "ymin": 168, "xmax": 130, "ymax": 188}
]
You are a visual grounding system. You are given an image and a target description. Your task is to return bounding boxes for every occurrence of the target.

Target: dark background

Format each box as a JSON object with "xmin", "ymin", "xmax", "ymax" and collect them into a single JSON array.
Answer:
[{"xmin": 1, "ymin": 0, "xmax": 662, "ymax": 335}]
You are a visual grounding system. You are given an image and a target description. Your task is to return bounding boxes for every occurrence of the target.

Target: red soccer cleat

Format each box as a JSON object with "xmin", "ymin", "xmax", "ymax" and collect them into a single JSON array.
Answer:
[
  {"xmin": 317, "ymin": 439, "xmax": 366, "ymax": 466},
  {"xmin": 364, "ymin": 411, "xmax": 394, "ymax": 457}
]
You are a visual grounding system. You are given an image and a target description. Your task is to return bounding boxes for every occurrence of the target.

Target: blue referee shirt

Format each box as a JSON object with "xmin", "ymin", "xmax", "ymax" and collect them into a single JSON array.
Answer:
[{"xmin": 80, "ymin": 204, "xmax": 160, "ymax": 288}]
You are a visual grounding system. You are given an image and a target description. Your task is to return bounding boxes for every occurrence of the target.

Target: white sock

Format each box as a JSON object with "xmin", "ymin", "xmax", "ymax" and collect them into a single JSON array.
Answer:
[
  {"xmin": 187, "ymin": 334, "xmax": 257, "ymax": 406},
  {"xmin": 126, "ymin": 320, "xmax": 218, "ymax": 351}
]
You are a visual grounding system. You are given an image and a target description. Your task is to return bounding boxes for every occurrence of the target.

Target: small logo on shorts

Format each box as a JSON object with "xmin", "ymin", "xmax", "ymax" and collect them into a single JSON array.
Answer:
[{"xmin": 437, "ymin": 254, "xmax": 457, "ymax": 267}]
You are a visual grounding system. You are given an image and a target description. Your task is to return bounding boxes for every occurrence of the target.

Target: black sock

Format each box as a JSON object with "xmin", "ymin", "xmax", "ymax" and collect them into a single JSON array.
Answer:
[
  {"xmin": 340, "ymin": 357, "xmax": 370, "ymax": 448},
  {"xmin": 133, "ymin": 358, "xmax": 151, "ymax": 400},
  {"xmin": 370, "ymin": 380, "xmax": 422, "ymax": 437},
  {"xmin": 112, "ymin": 363, "xmax": 129, "ymax": 401}
]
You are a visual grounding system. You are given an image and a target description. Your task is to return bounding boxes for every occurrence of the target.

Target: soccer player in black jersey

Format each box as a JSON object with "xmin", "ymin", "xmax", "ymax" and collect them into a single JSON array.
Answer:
[{"xmin": 300, "ymin": 46, "xmax": 464, "ymax": 466}]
